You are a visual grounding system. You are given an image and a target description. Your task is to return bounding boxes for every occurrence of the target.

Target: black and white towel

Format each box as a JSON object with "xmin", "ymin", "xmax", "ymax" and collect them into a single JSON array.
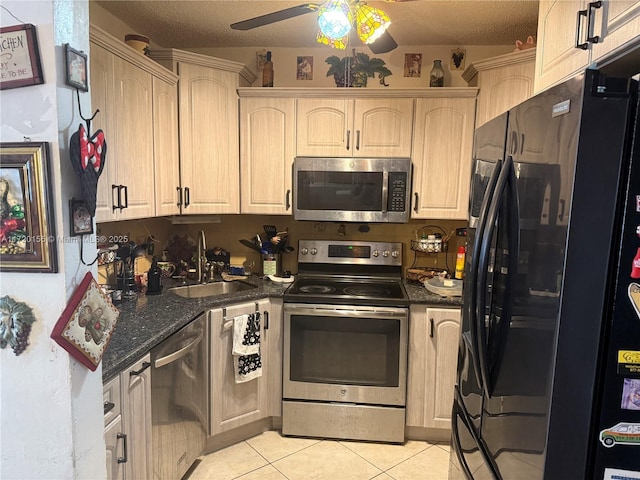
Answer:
[{"xmin": 232, "ymin": 313, "xmax": 262, "ymax": 383}]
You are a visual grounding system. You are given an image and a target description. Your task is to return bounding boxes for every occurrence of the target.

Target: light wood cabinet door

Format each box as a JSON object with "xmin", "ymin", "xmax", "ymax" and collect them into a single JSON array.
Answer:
[
  {"xmin": 178, "ymin": 62, "xmax": 240, "ymax": 214},
  {"xmin": 210, "ymin": 299, "xmax": 271, "ymax": 435},
  {"xmin": 534, "ymin": 0, "xmax": 591, "ymax": 93},
  {"xmin": 591, "ymin": 0, "xmax": 640, "ymax": 61},
  {"xmin": 407, "ymin": 306, "xmax": 461, "ymax": 430},
  {"xmin": 296, "ymin": 98, "xmax": 414, "ymax": 157},
  {"xmin": 104, "ymin": 415, "xmax": 125, "ymax": 480},
  {"xmin": 240, "ymin": 98, "xmax": 295, "ymax": 214},
  {"xmin": 153, "ymin": 77, "xmax": 180, "ymax": 216},
  {"xmin": 412, "ymin": 97, "xmax": 475, "ymax": 219},
  {"xmin": 121, "ymin": 355, "xmax": 153, "ymax": 480}
]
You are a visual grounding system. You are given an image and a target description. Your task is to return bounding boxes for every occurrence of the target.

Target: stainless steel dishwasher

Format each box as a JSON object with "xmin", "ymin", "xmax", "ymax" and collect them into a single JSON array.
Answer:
[{"xmin": 151, "ymin": 312, "xmax": 208, "ymax": 480}]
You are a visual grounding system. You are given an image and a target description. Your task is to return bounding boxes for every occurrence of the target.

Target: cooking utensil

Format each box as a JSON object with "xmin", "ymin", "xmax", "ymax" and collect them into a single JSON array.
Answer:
[
  {"xmin": 239, "ymin": 239, "xmax": 262, "ymax": 253},
  {"xmin": 263, "ymin": 225, "xmax": 277, "ymax": 239}
]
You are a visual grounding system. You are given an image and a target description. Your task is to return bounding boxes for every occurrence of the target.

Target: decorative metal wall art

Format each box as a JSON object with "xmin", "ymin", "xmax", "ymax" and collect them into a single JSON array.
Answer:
[{"xmin": 0, "ymin": 295, "xmax": 36, "ymax": 356}]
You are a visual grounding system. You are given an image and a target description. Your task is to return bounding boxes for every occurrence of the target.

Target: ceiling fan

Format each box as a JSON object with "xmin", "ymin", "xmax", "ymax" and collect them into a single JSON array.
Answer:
[{"xmin": 230, "ymin": 1, "xmax": 403, "ymax": 54}]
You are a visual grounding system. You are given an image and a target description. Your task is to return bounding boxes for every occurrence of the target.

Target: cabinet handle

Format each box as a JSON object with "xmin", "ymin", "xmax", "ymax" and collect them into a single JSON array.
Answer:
[
  {"xmin": 112, "ymin": 185, "xmax": 120, "ymax": 212},
  {"xmin": 587, "ymin": 1, "xmax": 602, "ymax": 44},
  {"xmin": 520, "ymin": 133, "xmax": 525, "ymax": 155},
  {"xmin": 430, "ymin": 318, "xmax": 434, "ymax": 338},
  {"xmin": 356, "ymin": 130, "xmax": 361, "ymax": 150},
  {"xmin": 184, "ymin": 187, "xmax": 190, "ymax": 208},
  {"xmin": 129, "ymin": 361, "xmax": 151, "ymax": 376},
  {"xmin": 413, "ymin": 192, "xmax": 419, "ymax": 213},
  {"xmin": 264, "ymin": 310, "xmax": 269, "ymax": 330},
  {"xmin": 103, "ymin": 401, "xmax": 115, "ymax": 415},
  {"xmin": 575, "ymin": 8, "xmax": 589, "ymax": 50},
  {"xmin": 117, "ymin": 433, "xmax": 128, "ymax": 464},
  {"xmin": 346, "ymin": 129, "xmax": 351, "ymax": 150},
  {"xmin": 285, "ymin": 189, "xmax": 291, "ymax": 210},
  {"xmin": 177, "ymin": 186, "xmax": 183, "ymax": 208},
  {"xmin": 120, "ymin": 186, "xmax": 128, "ymax": 210},
  {"xmin": 558, "ymin": 199, "xmax": 566, "ymax": 222}
]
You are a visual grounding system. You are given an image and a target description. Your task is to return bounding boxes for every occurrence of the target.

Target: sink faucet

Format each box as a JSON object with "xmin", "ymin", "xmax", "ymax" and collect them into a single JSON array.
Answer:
[{"xmin": 197, "ymin": 230, "xmax": 207, "ymax": 283}]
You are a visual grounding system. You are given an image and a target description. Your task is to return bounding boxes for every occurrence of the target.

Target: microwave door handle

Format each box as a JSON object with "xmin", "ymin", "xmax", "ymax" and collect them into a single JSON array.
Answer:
[
  {"xmin": 467, "ymin": 158, "xmax": 502, "ymax": 391},
  {"xmin": 381, "ymin": 171, "xmax": 389, "ymax": 213},
  {"xmin": 476, "ymin": 156, "xmax": 511, "ymax": 399}
]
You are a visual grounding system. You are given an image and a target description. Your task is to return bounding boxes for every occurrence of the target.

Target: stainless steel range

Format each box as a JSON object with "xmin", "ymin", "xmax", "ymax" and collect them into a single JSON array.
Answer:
[{"xmin": 282, "ymin": 240, "xmax": 408, "ymax": 443}]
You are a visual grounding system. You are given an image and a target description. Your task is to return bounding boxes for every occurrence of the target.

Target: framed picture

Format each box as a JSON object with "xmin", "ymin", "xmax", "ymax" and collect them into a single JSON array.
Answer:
[
  {"xmin": 51, "ymin": 272, "xmax": 120, "ymax": 371},
  {"xmin": 0, "ymin": 143, "xmax": 58, "ymax": 273},
  {"xmin": 296, "ymin": 56, "xmax": 313, "ymax": 80},
  {"xmin": 70, "ymin": 199, "xmax": 93, "ymax": 236},
  {"xmin": 0, "ymin": 24, "xmax": 44, "ymax": 90},
  {"xmin": 64, "ymin": 44, "xmax": 88, "ymax": 91},
  {"xmin": 404, "ymin": 53, "xmax": 422, "ymax": 77}
]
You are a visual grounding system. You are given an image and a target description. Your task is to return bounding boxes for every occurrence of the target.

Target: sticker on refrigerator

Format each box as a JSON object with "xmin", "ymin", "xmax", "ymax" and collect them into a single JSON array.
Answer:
[
  {"xmin": 629, "ymin": 284, "xmax": 640, "ymax": 320},
  {"xmin": 636, "ymin": 195, "xmax": 640, "ymax": 213},
  {"xmin": 600, "ymin": 422, "xmax": 640, "ymax": 448},
  {"xmin": 618, "ymin": 350, "xmax": 640, "ymax": 375},
  {"xmin": 621, "ymin": 379, "xmax": 640, "ymax": 410},
  {"xmin": 632, "ymin": 251, "xmax": 640, "ymax": 279},
  {"xmin": 604, "ymin": 467, "xmax": 640, "ymax": 480}
]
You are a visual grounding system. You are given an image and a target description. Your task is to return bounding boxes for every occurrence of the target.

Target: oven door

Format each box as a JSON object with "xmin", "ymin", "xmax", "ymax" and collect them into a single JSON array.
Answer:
[{"xmin": 283, "ymin": 303, "xmax": 408, "ymax": 406}]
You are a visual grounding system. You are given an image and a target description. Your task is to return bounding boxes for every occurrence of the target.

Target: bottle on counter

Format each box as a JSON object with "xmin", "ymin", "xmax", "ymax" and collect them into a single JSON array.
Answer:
[
  {"xmin": 262, "ymin": 51, "xmax": 274, "ymax": 87},
  {"xmin": 146, "ymin": 256, "xmax": 163, "ymax": 295},
  {"xmin": 455, "ymin": 245, "xmax": 466, "ymax": 279}
]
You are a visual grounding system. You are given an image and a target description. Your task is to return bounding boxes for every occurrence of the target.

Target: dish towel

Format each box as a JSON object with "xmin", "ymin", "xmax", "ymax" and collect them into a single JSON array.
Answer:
[{"xmin": 232, "ymin": 313, "xmax": 262, "ymax": 383}]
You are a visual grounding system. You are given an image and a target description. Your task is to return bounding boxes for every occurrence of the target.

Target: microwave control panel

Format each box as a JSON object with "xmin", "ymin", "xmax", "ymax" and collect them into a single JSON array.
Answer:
[{"xmin": 388, "ymin": 172, "xmax": 408, "ymax": 212}]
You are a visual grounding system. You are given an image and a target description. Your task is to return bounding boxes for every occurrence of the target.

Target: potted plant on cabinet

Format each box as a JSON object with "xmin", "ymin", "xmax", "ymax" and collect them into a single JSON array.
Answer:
[{"xmin": 326, "ymin": 49, "xmax": 392, "ymax": 87}]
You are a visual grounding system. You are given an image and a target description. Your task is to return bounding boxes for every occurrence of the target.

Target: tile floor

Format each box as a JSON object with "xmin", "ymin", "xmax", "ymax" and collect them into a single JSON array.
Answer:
[{"xmin": 189, "ymin": 431, "xmax": 452, "ymax": 480}]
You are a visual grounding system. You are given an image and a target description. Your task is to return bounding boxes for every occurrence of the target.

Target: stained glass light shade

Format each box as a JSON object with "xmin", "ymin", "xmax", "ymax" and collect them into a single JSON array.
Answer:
[
  {"xmin": 316, "ymin": 30, "xmax": 348, "ymax": 49},
  {"xmin": 355, "ymin": 4, "xmax": 390, "ymax": 44},
  {"xmin": 317, "ymin": 0, "xmax": 353, "ymax": 39}
]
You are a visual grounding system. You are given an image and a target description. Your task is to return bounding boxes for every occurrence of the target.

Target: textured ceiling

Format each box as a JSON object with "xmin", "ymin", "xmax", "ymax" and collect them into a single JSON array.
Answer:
[{"xmin": 95, "ymin": 0, "xmax": 540, "ymax": 49}]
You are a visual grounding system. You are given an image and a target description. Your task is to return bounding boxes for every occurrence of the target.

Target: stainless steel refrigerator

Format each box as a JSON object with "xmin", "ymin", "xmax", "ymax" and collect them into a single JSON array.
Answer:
[{"xmin": 450, "ymin": 69, "xmax": 640, "ymax": 479}]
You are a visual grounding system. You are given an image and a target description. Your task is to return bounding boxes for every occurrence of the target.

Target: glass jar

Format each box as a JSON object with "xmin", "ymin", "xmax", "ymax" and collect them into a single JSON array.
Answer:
[
  {"xmin": 427, "ymin": 234, "xmax": 436, "ymax": 253},
  {"xmin": 430, "ymin": 59, "xmax": 444, "ymax": 87}
]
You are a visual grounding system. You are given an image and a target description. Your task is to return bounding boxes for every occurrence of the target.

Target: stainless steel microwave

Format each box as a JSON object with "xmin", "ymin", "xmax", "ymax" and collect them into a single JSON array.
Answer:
[{"xmin": 293, "ymin": 157, "xmax": 412, "ymax": 223}]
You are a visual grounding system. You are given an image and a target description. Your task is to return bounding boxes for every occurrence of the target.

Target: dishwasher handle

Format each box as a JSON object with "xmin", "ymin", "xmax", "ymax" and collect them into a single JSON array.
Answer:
[{"xmin": 154, "ymin": 331, "xmax": 204, "ymax": 368}]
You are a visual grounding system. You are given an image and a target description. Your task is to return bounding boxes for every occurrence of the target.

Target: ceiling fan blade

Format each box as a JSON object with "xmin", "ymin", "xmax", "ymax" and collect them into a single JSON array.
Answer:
[
  {"xmin": 368, "ymin": 30, "xmax": 398, "ymax": 54},
  {"xmin": 230, "ymin": 4, "xmax": 317, "ymax": 30}
]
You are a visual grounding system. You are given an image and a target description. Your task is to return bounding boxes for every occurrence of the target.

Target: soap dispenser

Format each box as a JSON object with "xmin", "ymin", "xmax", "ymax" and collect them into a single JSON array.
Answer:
[{"xmin": 146, "ymin": 256, "xmax": 162, "ymax": 295}]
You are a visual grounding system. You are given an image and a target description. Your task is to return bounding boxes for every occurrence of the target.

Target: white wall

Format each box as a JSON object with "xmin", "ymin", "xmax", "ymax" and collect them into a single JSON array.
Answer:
[{"xmin": 0, "ymin": 1, "xmax": 104, "ymax": 479}]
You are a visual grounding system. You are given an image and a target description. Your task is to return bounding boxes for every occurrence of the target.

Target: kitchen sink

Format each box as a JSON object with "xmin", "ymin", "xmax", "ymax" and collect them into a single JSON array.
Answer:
[{"xmin": 168, "ymin": 281, "xmax": 256, "ymax": 298}]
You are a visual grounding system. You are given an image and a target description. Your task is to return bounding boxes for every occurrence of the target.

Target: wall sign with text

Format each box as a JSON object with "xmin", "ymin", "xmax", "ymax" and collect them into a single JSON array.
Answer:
[{"xmin": 0, "ymin": 24, "xmax": 44, "ymax": 90}]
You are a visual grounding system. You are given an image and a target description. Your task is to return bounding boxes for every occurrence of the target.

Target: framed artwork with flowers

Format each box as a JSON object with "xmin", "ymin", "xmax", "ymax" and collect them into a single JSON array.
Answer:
[
  {"xmin": 0, "ymin": 142, "xmax": 57, "ymax": 272},
  {"xmin": 51, "ymin": 272, "xmax": 120, "ymax": 371}
]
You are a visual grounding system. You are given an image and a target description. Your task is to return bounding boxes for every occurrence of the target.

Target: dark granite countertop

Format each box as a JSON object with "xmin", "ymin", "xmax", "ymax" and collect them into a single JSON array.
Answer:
[{"xmin": 102, "ymin": 276, "xmax": 463, "ymax": 382}]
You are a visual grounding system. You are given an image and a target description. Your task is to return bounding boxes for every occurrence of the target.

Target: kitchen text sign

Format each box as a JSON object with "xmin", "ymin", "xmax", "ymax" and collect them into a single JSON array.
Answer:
[{"xmin": 0, "ymin": 24, "xmax": 44, "ymax": 90}]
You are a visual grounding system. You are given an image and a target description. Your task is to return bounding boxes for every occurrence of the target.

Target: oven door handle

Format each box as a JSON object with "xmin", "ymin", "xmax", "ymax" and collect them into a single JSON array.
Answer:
[{"xmin": 285, "ymin": 305, "xmax": 407, "ymax": 319}]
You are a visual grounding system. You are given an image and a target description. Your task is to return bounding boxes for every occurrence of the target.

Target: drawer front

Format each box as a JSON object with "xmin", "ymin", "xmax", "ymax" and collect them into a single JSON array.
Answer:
[{"xmin": 103, "ymin": 376, "xmax": 121, "ymax": 427}]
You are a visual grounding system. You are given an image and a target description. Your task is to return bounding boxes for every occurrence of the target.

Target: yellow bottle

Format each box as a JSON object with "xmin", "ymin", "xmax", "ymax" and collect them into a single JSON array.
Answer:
[
  {"xmin": 262, "ymin": 51, "xmax": 274, "ymax": 87},
  {"xmin": 455, "ymin": 246, "xmax": 465, "ymax": 279}
]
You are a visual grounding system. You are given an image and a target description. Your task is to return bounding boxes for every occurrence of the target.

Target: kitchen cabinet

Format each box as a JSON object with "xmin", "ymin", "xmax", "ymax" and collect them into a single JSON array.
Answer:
[
  {"xmin": 411, "ymin": 96, "xmax": 476, "ymax": 219},
  {"xmin": 150, "ymin": 49, "xmax": 255, "ymax": 214},
  {"xmin": 463, "ymin": 49, "xmax": 536, "ymax": 127},
  {"xmin": 103, "ymin": 354, "xmax": 152, "ymax": 480},
  {"xmin": 90, "ymin": 26, "xmax": 179, "ymax": 222},
  {"xmin": 406, "ymin": 306, "xmax": 461, "ymax": 431},
  {"xmin": 209, "ymin": 298, "xmax": 282, "ymax": 436},
  {"xmin": 239, "ymin": 96, "xmax": 295, "ymax": 214},
  {"xmin": 296, "ymin": 97, "xmax": 414, "ymax": 158},
  {"xmin": 534, "ymin": 0, "xmax": 640, "ymax": 93}
]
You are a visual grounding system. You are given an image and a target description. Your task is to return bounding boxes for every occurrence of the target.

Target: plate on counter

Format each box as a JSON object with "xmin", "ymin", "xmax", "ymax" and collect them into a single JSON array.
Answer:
[{"xmin": 423, "ymin": 277, "xmax": 463, "ymax": 297}]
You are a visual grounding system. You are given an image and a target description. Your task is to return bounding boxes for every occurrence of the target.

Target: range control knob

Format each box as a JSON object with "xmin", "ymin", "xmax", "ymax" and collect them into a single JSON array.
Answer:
[
  {"xmin": 300, "ymin": 247, "xmax": 309, "ymax": 255},
  {"xmin": 372, "ymin": 250, "xmax": 380, "ymax": 257},
  {"xmin": 391, "ymin": 250, "xmax": 399, "ymax": 258},
  {"xmin": 310, "ymin": 248, "xmax": 318, "ymax": 255},
  {"xmin": 382, "ymin": 250, "xmax": 390, "ymax": 257}
]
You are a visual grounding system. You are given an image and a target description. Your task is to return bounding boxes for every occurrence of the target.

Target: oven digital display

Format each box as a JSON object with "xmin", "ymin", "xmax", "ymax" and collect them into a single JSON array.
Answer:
[{"xmin": 328, "ymin": 245, "xmax": 371, "ymax": 259}]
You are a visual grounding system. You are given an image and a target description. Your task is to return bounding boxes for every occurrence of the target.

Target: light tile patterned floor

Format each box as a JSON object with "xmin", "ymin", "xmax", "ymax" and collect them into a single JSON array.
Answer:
[{"xmin": 189, "ymin": 431, "xmax": 451, "ymax": 480}]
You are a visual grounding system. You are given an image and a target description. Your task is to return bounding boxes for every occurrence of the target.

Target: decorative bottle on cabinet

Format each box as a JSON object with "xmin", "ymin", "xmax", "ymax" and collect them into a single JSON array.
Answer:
[
  {"xmin": 429, "ymin": 59, "xmax": 444, "ymax": 87},
  {"xmin": 262, "ymin": 51, "xmax": 274, "ymax": 87}
]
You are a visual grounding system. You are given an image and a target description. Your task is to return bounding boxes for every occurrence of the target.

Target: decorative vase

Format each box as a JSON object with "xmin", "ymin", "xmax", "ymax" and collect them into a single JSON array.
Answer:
[{"xmin": 429, "ymin": 59, "xmax": 445, "ymax": 87}]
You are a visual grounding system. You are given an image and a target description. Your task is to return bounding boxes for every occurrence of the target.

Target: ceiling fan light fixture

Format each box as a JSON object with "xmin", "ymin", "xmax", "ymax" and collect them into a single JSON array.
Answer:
[
  {"xmin": 316, "ymin": 30, "xmax": 348, "ymax": 49},
  {"xmin": 317, "ymin": 0, "xmax": 353, "ymax": 40},
  {"xmin": 355, "ymin": 4, "xmax": 391, "ymax": 44}
]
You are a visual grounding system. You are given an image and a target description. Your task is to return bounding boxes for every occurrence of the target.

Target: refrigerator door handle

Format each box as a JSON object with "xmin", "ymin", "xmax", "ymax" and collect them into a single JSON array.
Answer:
[
  {"xmin": 467, "ymin": 159, "xmax": 503, "ymax": 390},
  {"xmin": 475, "ymin": 156, "xmax": 513, "ymax": 398}
]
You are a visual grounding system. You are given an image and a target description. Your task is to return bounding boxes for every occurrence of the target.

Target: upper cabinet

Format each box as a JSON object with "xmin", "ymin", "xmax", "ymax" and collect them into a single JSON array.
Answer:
[
  {"xmin": 296, "ymin": 97, "xmax": 414, "ymax": 158},
  {"xmin": 238, "ymin": 94, "xmax": 296, "ymax": 215},
  {"xmin": 463, "ymin": 49, "xmax": 536, "ymax": 127},
  {"xmin": 90, "ymin": 26, "xmax": 179, "ymax": 222},
  {"xmin": 150, "ymin": 50, "xmax": 255, "ymax": 214},
  {"xmin": 535, "ymin": 0, "xmax": 640, "ymax": 93},
  {"xmin": 411, "ymin": 95, "xmax": 476, "ymax": 220}
]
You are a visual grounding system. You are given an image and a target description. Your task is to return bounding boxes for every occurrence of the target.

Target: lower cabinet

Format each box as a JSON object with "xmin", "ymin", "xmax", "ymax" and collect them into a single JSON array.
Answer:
[
  {"xmin": 209, "ymin": 298, "xmax": 283, "ymax": 436},
  {"xmin": 406, "ymin": 306, "xmax": 461, "ymax": 431},
  {"xmin": 103, "ymin": 354, "xmax": 152, "ymax": 480}
]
